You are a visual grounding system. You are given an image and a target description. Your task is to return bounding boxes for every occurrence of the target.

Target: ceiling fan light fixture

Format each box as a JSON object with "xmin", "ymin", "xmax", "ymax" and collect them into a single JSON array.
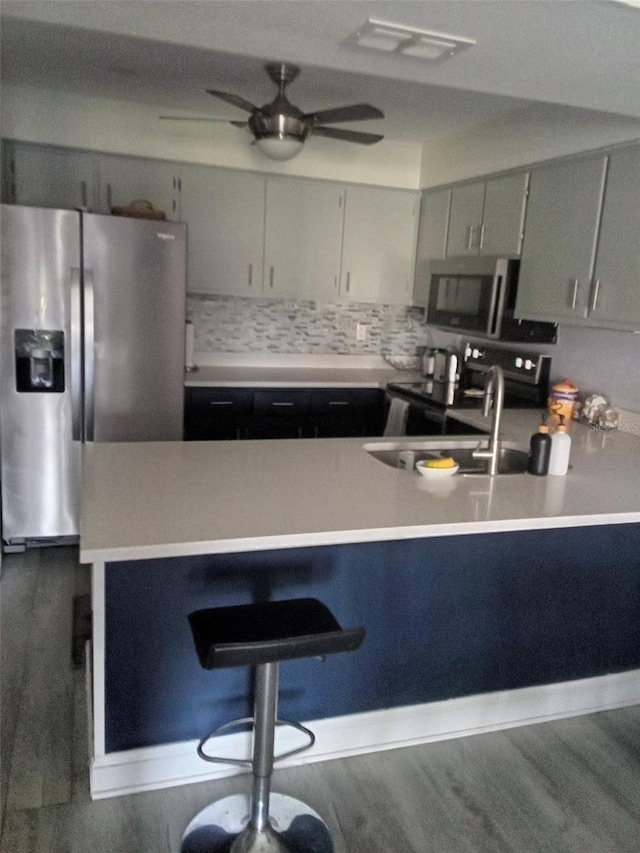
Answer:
[
  {"xmin": 348, "ymin": 18, "xmax": 476, "ymax": 62},
  {"xmin": 255, "ymin": 135, "xmax": 305, "ymax": 161}
]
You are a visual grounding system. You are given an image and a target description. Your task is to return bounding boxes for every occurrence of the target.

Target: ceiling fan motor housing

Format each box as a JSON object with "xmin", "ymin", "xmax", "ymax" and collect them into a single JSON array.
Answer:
[
  {"xmin": 250, "ymin": 63, "xmax": 312, "ymax": 142},
  {"xmin": 248, "ymin": 97, "xmax": 312, "ymax": 142}
]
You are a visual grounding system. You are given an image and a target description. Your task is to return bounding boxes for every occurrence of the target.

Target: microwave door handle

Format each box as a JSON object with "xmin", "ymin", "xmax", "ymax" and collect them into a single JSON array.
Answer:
[{"xmin": 487, "ymin": 263, "xmax": 508, "ymax": 338}]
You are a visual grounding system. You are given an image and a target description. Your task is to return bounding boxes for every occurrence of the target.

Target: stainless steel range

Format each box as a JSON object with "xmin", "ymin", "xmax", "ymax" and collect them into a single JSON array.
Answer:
[{"xmin": 386, "ymin": 343, "xmax": 551, "ymax": 436}]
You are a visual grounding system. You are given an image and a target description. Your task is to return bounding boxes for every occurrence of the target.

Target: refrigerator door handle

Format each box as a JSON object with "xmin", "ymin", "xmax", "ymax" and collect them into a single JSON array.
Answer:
[
  {"xmin": 83, "ymin": 269, "xmax": 95, "ymax": 441},
  {"xmin": 70, "ymin": 267, "xmax": 83, "ymax": 441}
]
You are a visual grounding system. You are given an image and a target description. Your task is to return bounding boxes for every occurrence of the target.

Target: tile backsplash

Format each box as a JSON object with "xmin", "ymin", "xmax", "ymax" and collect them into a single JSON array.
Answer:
[
  {"xmin": 187, "ymin": 294, "xmax": 640, "ymax": 411},
  {"xmin": 187, "ymin": 294, "xmax": 431, "ymax": 355}
]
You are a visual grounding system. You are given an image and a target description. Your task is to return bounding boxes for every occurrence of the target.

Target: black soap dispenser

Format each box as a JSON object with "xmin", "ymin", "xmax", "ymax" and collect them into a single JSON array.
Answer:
[{"xmin": 527, "ymin": 415, "xmax": 552, "ymax": 476}]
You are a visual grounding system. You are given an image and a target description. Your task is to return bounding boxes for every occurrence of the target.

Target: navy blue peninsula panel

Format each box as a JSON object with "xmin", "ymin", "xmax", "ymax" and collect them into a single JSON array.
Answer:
[{"xmin": 104, "ymin": 524, "xmax": 640, "ymax": 753}]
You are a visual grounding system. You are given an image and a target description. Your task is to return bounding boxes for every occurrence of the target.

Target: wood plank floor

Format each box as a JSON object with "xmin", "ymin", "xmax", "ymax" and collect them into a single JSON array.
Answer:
[{"xmin": 2, "ymin": 546, "xmax": 640, "ymax": 852}]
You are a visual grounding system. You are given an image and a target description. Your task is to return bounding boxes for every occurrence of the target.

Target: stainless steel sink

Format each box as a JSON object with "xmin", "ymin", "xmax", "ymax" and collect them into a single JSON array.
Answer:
[{"xmin": 363, "ymin": 437, "xmax": 530, "ymax": 476}]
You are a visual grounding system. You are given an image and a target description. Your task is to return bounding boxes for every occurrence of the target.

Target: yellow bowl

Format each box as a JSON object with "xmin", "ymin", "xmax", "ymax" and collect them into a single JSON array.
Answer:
[{"xmin": 415, "ymin": 460, "xmax": 459, "ymax": 479}]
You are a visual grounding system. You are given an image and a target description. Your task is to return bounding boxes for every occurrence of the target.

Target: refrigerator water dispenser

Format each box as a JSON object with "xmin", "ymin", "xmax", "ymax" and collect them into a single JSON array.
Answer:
[{"xmin": 14, "ymin": 329, "xmax": 65, "ymax": 392}]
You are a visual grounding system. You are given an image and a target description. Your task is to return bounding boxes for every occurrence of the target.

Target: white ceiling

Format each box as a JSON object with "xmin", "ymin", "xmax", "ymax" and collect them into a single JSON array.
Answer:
[{"xmin": 2, "ymin": 1, "xmax": 640, "ymax": 144}]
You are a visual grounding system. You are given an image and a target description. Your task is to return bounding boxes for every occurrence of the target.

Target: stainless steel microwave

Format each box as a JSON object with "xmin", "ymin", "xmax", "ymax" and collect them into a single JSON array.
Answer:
[{"xmin": 426, "ymin": 257, "xmax": 557, "ymax": 344}]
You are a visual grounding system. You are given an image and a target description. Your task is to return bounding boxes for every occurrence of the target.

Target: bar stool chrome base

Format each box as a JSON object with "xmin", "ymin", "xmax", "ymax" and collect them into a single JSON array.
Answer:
[{"xmin": 180, "ymin": 792, "xmax": 333, "ymax": 853}]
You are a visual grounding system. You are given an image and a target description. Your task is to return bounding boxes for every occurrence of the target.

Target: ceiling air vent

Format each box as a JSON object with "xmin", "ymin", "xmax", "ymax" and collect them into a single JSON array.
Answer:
[{"xmin": 347, "ymin": 18, "xmax": 476, "ymax": 62}]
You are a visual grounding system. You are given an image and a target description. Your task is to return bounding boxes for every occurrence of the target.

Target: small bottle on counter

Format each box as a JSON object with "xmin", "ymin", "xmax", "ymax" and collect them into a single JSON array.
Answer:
[
  {"xmin": 548, "ymin": 415, "xmax": 572, "ymax": 476},
  {"xmin": 527, "ymin": 416, "xmax": 552, "ymax": 476}
]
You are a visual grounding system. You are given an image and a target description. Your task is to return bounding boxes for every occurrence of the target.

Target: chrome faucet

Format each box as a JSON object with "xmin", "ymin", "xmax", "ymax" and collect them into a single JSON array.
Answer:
[{"xmin": 472, "ymin": 364, "xmax": 505, "ymax": 476}]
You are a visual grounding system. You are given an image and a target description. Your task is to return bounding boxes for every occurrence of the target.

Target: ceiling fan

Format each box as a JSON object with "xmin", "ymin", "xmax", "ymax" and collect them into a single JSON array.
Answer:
[{"xmin": 160, "ymin": 62, "xmax": 384, "ymax": 160}]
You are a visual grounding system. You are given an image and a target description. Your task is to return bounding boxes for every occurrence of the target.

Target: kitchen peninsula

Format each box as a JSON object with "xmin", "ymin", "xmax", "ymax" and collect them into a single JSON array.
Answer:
[{"xmin": 80, "ymin": 410, "xmax": 640, "ymax": 798}]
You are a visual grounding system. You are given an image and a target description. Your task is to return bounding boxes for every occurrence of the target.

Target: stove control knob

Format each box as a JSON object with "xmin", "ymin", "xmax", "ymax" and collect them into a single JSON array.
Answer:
[
  {"xmin": 525, "ymin": 359, "xmax": 534, "ymax": 370},
  {"xmin": 515, "ymin": 357, "xmax": 523, "ymax": 368}
]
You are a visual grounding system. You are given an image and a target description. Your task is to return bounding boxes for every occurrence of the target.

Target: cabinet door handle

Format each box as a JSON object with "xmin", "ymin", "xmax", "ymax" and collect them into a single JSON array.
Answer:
[
  {"xmin": 570, "ymin": 278, "xmax": 580, "ymax": 310},
  {"xmin": 272, "ymin": 401, "xmax": 294, "ymax": 407},
  {"xmin": 80, "ymin": 180, "xmax": 88, "ymax": 208},
  {"xmin": 328, "ymin": 401, "xmax": 349, "ymax": 406},
  {"xmin": 248, "ymin": 263, "xmax": 253, "ymax": 286},
  {"xmin": 269, "ymin": 266, "xmax": 274, "ymax": 288},
  {"xmin": 467, "ymin": 225, "xmax": 476, "ymax": 250},
  {"xmin": 591, "ymin": 279, "xmax": 601, "ymax": 312},
  {"xmin": 479, "ymin": 224, "xmax": 486, "ymax": 250},
  {"xmin": 106, "ymin": 183, "xmax": 112, "ymax": 211},
  {"xmin": 209, "ymin": 400, "xmax": 234, "ymax": 406},
  {"xmin": 346, "ymin": 272, "xmax": 351, "ymax": 292}
]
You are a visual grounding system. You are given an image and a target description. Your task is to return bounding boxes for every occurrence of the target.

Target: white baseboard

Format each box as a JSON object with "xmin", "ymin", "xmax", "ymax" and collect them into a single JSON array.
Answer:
[{"xmin": 90, "ymin": 668, "xmax": 640, "ymax": 799}]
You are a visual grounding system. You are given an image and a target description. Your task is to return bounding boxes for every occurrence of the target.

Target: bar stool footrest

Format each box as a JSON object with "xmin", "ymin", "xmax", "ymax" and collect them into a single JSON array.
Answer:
[{"xmin": 197, "ymin": 716, "xmax": 315, "ymax": 767}]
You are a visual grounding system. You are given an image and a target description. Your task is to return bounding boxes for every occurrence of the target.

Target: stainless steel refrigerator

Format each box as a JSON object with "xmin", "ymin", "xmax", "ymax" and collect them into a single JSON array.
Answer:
[{"xmin": 0, "ymin": 205, "xmax": 187, "ymax": 550}]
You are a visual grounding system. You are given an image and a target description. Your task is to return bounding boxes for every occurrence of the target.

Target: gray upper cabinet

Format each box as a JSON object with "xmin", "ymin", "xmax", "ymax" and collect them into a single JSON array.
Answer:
[
  {"xmin": 481, "ymin": 172, "xmax": 529, "ymax": 257},
  {"xmin": 3, "ymin": 142, "xmax": 98, "ymax": 210},
  {"xmin": 7, "ymin": 140, "xmax": 636, "ymax": 321},
  {"xmin": 446, "ymin": 172, "xmax": 528, "ymax": 258},
  {"xmin": 515, "ymin": 154, "xmax": 608, "ymax": 324},
  {"xmin": 98, "ymin": 154, "xmax": 180, "ymax": 220},
  {"xmin": 589, "ymin": 146, "xmax": 640, "ymax": 330},
  {"xmin": 340, "ymin": 186, "xmax": 418, "ymax": 305},
  {"xmin": 412, "ymin": 188, "xmax": 451, "ymax": 307},
  {"xmin": 180, "ymin": 165, "xmax": 265, "ymax": 296},
  {"xmin": 264, "ymin": 180, "xmax": 344, "ymax": 300},
  {"xmin": 446, "ymin": 182, "xmax": 485, "ymax": 257}
]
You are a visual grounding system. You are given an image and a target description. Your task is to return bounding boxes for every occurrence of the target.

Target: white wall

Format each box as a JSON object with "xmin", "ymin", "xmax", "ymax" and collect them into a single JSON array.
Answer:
[
  {"xmin": 419, "ymin": 102, "xmax": 640, "ymax": 188},
  {"xmin": 545, "ymin": 326, "xmax": 640, "ymax": 412},
  {"xmin": 0, "ymin": 84, "xmax": 422, "ymax": 189}
]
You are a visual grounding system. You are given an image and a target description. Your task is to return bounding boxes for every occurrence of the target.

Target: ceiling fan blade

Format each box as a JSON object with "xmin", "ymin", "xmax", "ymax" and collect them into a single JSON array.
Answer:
[
  {"xmin": 303, "ymin": 104, "xmax": 384, "ymax": 125},
  {"xmin": 159, "ymin": 116, "xmax": 247, "ymax": 127},
  {"xmin": 206, "ymin": 89, "xmax": 258, "ymax": 113},
  {"xmin": 313, "ymin": 126, "xmax": 384, "ymax": 145}
]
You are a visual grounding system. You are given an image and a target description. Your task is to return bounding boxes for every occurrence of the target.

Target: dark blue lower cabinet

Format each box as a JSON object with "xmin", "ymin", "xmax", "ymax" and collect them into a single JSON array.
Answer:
[
  {"xmin": 104, "ymin": 523, "xmax": 640, "ymax": 753},
  {"xmin": 184, "ymin": 387, "xmax": 386, "ymax": 441},
  {"xmin": 311, "ymin": 389, "xmax": 385, "ymax": 438},
  {"xmin": 183, "ymin": 388, "xmax": 254, "ymax": 440}
]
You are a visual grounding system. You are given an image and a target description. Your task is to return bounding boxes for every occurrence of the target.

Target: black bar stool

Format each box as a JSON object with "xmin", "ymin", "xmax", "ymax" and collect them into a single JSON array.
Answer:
[{"xmin": 181, "ymin": 597, "xmax": 365, "ymax": 853}]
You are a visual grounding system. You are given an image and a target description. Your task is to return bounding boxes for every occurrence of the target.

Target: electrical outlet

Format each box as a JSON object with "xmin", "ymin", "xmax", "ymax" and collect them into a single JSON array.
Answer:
[{"xmin": 356, "ymin": 323, "xmax": 368, "ymax": 342}]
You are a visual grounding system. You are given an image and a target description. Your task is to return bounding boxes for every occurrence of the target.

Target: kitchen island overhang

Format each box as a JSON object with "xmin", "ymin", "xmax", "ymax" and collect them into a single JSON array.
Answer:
[
  {"xmin": 80, "ymin": 420, "xmax": 640, "ymax": 799},
  {"xmin": 80, "ymin": 412, "xmax": 640, "ymax": 565}
]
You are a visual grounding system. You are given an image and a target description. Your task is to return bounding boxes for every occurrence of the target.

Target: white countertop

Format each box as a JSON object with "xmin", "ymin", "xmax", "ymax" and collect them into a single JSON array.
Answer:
[
  {"xmin": 185, "ymin": 353, "xmax": 422, "ymax": 389},
  {"xmin": 185, "ymin": 364, "xmax": 413, "ymax": 388},
  {"xmin": 80, "ymin": 409, "xmax": 640, "ymax": 564}
]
